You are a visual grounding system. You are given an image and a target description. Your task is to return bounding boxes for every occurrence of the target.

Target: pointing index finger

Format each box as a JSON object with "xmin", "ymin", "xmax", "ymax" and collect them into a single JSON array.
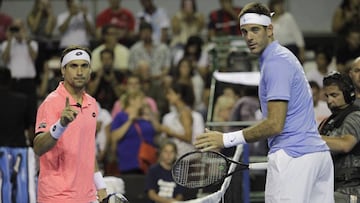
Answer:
[{"xmin": 65, "ymin": 97, "xmax": 69, "ymax": 108}]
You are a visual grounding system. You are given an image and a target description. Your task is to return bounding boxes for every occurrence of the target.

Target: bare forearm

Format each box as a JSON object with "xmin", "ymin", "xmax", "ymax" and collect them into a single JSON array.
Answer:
[
  {"xmin": 243, "ymin": 118, "xmax": 282, "ymax": 143},
  {"xmin": 111, "ymin": 120, "xmax": 133, "ymax": 143},
  {"xmin": 321, "ymin": 135, "xmax": 356, "ymax": 153},
  {"xmin": 33, "ymin": 132, "xmax": 57, "ymax": 156},
  {"xmin": 27, "ymin": 42, "xmax": 37, "ymax": 61}
]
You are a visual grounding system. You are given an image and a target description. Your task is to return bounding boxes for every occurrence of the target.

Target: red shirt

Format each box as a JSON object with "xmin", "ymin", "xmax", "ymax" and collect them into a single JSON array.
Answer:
[
  {"xmin": 208, "ymin": 7, "xmax": 242, "ymax": 36},
  {"xmin": 96, "ymin": 8, "xmax": 135, "ymax": 31},
  {"xmin": 35, "ymin": 82, "xmax": 98, "ymax": 203},
  {"xmin": 0, "ymin": 13, "xmax": 12, "ymax": 42}
]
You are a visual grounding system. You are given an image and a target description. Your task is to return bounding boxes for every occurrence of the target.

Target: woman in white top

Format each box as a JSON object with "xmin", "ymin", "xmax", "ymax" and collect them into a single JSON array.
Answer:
[
  {"xmin": 161, "ymin": 82, "xmax": 204, "ymax": 158},
  {"xmin": 269, "ymin": 0, "xmax": 305, "ymax": 64}
]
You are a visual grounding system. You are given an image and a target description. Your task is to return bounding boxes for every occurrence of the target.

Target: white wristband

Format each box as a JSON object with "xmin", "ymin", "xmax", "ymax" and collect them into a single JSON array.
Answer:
[
  {"xmin": 94, "ymin": 171, "xmax": 106, "ymax": 190},
  {"xmin": 223, "ymin": 130, "xmax": 247, "ymax": 148},
  {"xmin": 50, "ymin": 120, "xmax": 67, "ymax": 140}
]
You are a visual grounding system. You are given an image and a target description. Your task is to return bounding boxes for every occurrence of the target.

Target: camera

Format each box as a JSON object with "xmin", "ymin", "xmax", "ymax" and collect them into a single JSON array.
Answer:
[{"xmin": 9, "ymin": 26, "xmax": 20, "ymax": 33}]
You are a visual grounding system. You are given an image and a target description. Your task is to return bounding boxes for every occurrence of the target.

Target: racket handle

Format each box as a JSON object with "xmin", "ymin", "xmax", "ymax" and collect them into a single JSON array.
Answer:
[{"xmin": 249, "ymin": 162, "xmax": 268, "ymax": 170}]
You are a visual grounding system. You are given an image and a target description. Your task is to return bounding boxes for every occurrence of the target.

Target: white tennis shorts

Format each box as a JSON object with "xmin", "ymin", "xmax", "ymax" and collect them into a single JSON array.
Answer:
[{"xmin": 265, "ymin": 149, "xmax": 334, "ymax": 203}]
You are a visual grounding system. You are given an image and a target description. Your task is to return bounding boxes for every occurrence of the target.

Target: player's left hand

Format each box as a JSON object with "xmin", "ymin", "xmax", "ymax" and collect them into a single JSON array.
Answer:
[
  {"xmin": 195, "ymin": 128, "xmax": 224, "ymax": 151},
  {"xmin": 97, "ymin": 188, "xmax": 107, "ymax": 202}
]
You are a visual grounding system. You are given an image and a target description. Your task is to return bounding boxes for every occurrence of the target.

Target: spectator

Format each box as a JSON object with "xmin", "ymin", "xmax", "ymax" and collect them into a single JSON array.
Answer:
[
  {"xmin": 27, "ymin": 0, "xmax": 56, "ymax": 81},
  {"xmin": 87, "ymin": 49, "xmax": 122, "ymax": 112},
  {"xmin": 162, "ymin": 82, "xmax": 204, "ymax": 158},
  {"xmin": 56, "ymin": 0, "xmax": 95, "ymax": 49},
  {"xmin": 306, "ymin": 46, "xmax": 334, "ymax": 88},
  {"xmin": 110, "ymin": 91, "xmax": 158, "ymax": 174},
  {"xmin": 319, "ymin": 72, "xmax": 360, "ymax": 202},
  {"xmin": 309, "ymin": 81, "xmax": 331, "ymax": 126},
  {"xmin": 136, "ymin": 0, "xmax": 170, "ymax": 44},
  {"xmin": 1, "ymin": 18, "xmax": 38, "ymax": 122},
  {"xmin": 95, "ymin": 0, "xmax": 135, "ymax": 42},
  {"xmin": 332, "ymin": 0, "xmax": 360, "ymax": 35},
  {"xmin": 0, "ymin": 67, "xmax": 36, "ymax": 203},
  {"xmin": 208, "ymin": 0, "xmax": 242, "ymax": 40},
  {"xmin": 335, "ymin": 27, "xmax": 360, "ymax": 73},
  {"xmin": 170, "ymin": 0, "xmax": 205, "ymax": 48},
  {"xmin": 0, "ymin": 0, "xmax": 12, "ymax": 43},
  {"xmin": 173, "ymin": 58, "xmax": 204, "ymax": 111},
  {"xmin": 213, "ymin": 87, "xmax": 237, "ymax": 131},
  {"xmin": 349, "ymin": 56, "xmax": 360, "ymax": 106},
  {"xmin": 37, "ymin": 55, "xmax": 63, "ymax": 100},
  {"xmin": 91, "ymin": 24, "xmax": 130, "ymax": 72},
  {"xmin": 269, "ymin": 0, "xmax": 305, "ymax": 63},
  {"xmin": 145, "ymin": 140, "xmax": 184, "ymax": 203},
  {"xmin": 128, "ymin": 22, "xmax": 171, "ymax": 81}
]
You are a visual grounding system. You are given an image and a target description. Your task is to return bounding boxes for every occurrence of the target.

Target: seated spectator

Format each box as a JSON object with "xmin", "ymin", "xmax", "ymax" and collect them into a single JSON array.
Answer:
[
  {"xmin": 213, "ymin": 87, "xmax": 238, "ymax": 131},
  {"xmin": 37, "ymin": 55, "xmax": 63, "ymax": 100},
  {"xmin": 306, "ymin": 46, "xmax": 334, "ymax": 88},
  {"xmin": 110, "ymin": 91, "xmax": 158, "ymax": 174},
  {"xmin": 87, "ymin": 49, "xmax": 123, "ymax": 112},
  {"xmin": 332, "ymin": 0, "xmax": 360, "ymax": 35},
  {"xmin": 128, "ymin": 22, "xmax": 171, "ymax": 81},
  {"xmin": 91, "ymin": 24, "xmax": 130, "ymax": 72},
  {"xmin": 335, "ymin": 27, "xmax": 360, "ymax": 73},
  {"xmin": 56, "ymin": 0, "xmax": 95, "ymax": 49},
  {"xmin": 208, "ymin": 0, "xmax": 242, "ymax": 40},
  {"xmin": 145, "ymin": 140, "xmax": 184, "ymax": 202},
  {"xmin": 309, "ymin": 81, "xmax": 331, "ymax": 126},
  {"xmin": 95, "ymin": 0, "xmax": 135, "ymax": 42},
  {"xmin": 136, "ymin": 0, "xmax": 170, "ymax": 44},
  {"xmin": 269, "ymin": 0, "xmax": 305, "ymax": 63},
  {"xmin": 170, "ymin": 0, "xmax": 204, "ymax": 48}
]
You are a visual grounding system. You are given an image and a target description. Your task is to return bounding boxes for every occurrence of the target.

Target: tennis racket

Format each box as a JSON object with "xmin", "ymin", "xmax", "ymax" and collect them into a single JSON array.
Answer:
[
  {"xmin": 101, "ymin": 192, "xmax": 129, "ymax": 203},
  {"xmin": 171, "ymin": 150, "xmax": 267, "ymax": 189}
]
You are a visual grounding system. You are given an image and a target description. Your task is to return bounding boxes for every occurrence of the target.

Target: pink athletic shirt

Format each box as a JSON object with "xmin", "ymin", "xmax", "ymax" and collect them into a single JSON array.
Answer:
[{"xmin": 35, "ymin": 82, "xmax": 98, "ymax": 203}]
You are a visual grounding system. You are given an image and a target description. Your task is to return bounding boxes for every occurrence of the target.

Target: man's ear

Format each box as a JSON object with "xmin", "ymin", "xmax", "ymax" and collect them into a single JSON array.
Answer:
[{"xmin": 267, "ymin": 24, "xmax": 274, "ymax": 38}]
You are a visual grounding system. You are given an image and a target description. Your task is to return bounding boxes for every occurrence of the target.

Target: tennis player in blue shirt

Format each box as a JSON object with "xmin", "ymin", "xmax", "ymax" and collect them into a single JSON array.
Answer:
[{"xmin": 195, "ymin": 2, "xmax": 334, "ymax": 202}]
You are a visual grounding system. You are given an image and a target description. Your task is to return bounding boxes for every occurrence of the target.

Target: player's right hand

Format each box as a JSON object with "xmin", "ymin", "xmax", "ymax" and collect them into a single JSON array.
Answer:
[{"xmin": 60, "ymin": 97, "xmax": 78, "ymax": 127}]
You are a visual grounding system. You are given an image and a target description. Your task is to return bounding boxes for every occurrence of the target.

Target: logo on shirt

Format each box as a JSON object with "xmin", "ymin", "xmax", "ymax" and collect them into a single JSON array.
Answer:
[
  {"xmin": 92, "ymin": 112, "xmax": 96, "ymax": 118},
  {"xmin": 38, "ymin": 122, "xmax": 47, "ymax": 129}
]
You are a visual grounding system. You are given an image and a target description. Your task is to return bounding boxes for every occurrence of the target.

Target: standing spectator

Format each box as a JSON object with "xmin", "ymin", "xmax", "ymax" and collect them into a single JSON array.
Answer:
[
  {"xmin": 137, "ymin": 0, "xmax": 170, "ymax": 44},
  {"xmin": 27, "ymin": 0, "xmax": 56, "ymax": 81},
  {"xmin": 95, "ymin": 0, "xmax": 135, "ymax": 43},
  {"xmin": 128, "ymin": 22, "xmax": 171, "ymax": 81},
  {"xmin": 170, "ymin": 0, "xmax": 205, "ymax": 48},
  {"xmin": 309, "ymin": 81, "xmax": 331, "ymax": 126},
  {"xmin": 33, "ymin": 46, "xmax": 107, "ymax": 202},
  {"xmin": 208, "ymin": 0, "xmax": 242, "ymax": 40},
  {"xmin": 37, "ymin": 55, "xmax": 63, "ymax": 100},
  {"xmin": 0, "ymin": 67, "xmax": 36, "ymax": 203},
  {"xmin": 145, "ymin": 141, "xmax": 184, "ymax": 203},
  {"xmin": 162, "ymin": 82, "xmax": 204, "ymax": 158},
  {"xmin": 0, "ymin": 0, "xmax": 12, "ymax": 43},
  {"xmin": 349, "ymin": 56, "xmax": 360, "ymax": 106},
  {"xmin": 306, "ymin": 46, "xmax": 334, "ymax": 88},
  {"xmin": 110, "ymin": 91, "xmax": 158, "ymax": 174},
  {"xmin": 319, "ymin": 72, "xmax": 360, "ymax": 202},
  {"xmin": 332, "ymin": 0, "xmax": 360, "ymax": 35},
  {"xmin": 195, "ymin": 3, "xmax": 333, "ymax": 202},
  {"xmin": 1, "ymin": 18, "xmax": 38, "ymax": 122},
  {"xmin": 269, "ymin": 0, "xmax": 306, "ymax": 63},
  {"xmin": 87, "ymin": 49, "xmax": 121, "ymax": 112},
  {"xmin": 56, "ymin": 0, "xmax": 95, "ymax": 49},
  {"xmin": 91, "ymin": 24, "xmax": 129, "ymax": 72}
]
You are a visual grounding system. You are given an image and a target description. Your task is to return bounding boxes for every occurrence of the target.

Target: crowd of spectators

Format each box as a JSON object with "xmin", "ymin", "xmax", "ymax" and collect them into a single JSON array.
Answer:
[{"xmin": 1, "ymin": 0, "xmax": 360, "ymax": 202}]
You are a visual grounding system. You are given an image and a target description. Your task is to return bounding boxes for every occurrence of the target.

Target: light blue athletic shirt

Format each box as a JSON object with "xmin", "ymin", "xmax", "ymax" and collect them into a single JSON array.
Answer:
[{"xmin": 259, "ymin": 41, "xmax": 329, "ymax": 157}]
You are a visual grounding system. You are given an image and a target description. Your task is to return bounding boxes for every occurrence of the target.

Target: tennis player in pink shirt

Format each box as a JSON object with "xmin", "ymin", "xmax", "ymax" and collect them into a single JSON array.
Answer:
[{"xmin": 34, "ymin": 45, "xmax": 107, "ymax": 203}]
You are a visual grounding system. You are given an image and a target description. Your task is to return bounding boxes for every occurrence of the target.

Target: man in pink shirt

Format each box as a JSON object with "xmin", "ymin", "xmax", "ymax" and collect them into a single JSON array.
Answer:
[{"xmin": 34, "ymin": 45, "xmax": 107, "ymax": 203}]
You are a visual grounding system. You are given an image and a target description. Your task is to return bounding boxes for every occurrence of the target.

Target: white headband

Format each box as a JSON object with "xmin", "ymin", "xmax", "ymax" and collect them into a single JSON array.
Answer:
[
  {"xmin": 61, "ymin": 49, "xmax": 91, "ymax": 67},
  {"xmin": 239, "ymin": 13, "xmax": 271, "ymax": 26}
]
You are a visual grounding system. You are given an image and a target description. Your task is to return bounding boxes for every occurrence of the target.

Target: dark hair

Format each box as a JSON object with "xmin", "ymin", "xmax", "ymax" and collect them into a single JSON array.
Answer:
[
  {"xmin": 268, "ymin": 0, "xmax": 284, "ymax": 11},
  {"xmin": 181, "ymin": 0, "xmax": 197, "ymax": 12},
  {"xmin": 171, "ymin": 82, "xmax": 195, "ymax": 108},
  {"xmin": 315, "ymin": 46, "xmax": 333, "ymax": 65},
  {"xmin": 60, "ymin": 45, "xmax": 92, "ymax": 67},
  {"xmin": 101, "ymin": 23, "xmax": 118, "ymax": 36},
  {"xmin": 159, "ymin": 140, "xmax": 177, "ymax": 154},
  {"xmin": 184, "ymin": 35, "xmax": 203, "ymax": 61},
  {"xmin": 174, "ymin": 58, "xmax": 195, "ymax": 78},
  {"xmin": 239, "ymin": 2, "xmax": 271, "ymax": 19},
  {"xmin": 323, "ymin": 71, "xmax": 356, "ymax": 104},
  {"xmin": 309, "ymin": 80, "xmax": 320, "ymax": 91},
  {"xmin": 100, "ymin": 49, "xmax": 114, "ymax": 60},
  {"xmin": 139, "ymin": 22, "xmax": 153, "ymax": 32}
]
